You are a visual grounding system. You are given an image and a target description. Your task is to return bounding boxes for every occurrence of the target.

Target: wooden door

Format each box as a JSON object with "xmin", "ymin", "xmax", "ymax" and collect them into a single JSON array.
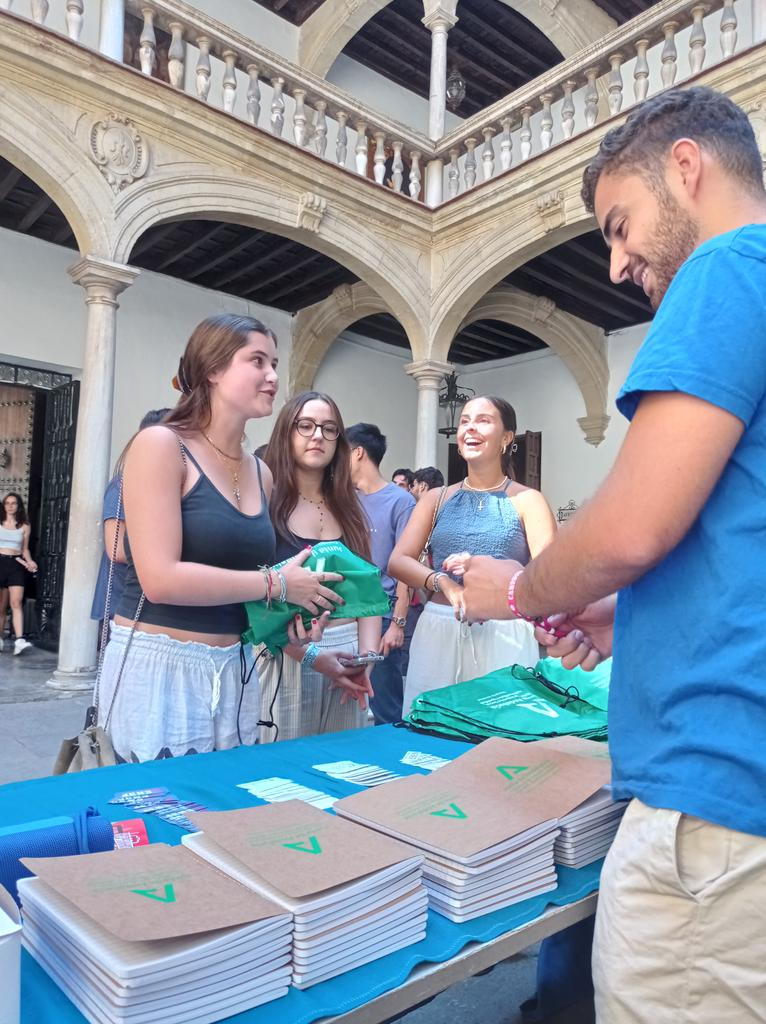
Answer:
[{"xmin": 0, "ymin": 383, "xmax": 36, "ymax": 504}]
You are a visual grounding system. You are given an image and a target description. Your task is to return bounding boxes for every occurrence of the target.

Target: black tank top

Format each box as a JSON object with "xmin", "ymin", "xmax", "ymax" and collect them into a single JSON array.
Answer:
[{"xmin": 117, "ymin": 442, "xmax": 276, "ymax": 634}]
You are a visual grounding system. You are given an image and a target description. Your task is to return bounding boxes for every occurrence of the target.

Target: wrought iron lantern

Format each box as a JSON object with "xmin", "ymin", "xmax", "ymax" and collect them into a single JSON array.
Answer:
[
  {"xmin": 446, "ymin": 68, "xmax": 466, "ymax": 111},
  {"xmin": 438, "ymin": 371, "xmax": 475, "ymax": 438}
]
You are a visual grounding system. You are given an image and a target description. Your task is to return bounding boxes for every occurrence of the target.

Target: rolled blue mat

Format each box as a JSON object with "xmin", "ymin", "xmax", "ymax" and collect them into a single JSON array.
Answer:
[{"xmin": 0, "ymin": 807, "xmax": 115, "ymax": 905}]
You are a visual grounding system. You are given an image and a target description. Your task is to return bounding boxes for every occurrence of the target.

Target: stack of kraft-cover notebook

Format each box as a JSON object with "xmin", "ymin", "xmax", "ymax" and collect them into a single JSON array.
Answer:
[
  {"xmin": 535, "ymin": 736, "xmax": 628, "ymax": 869},
  {"xmin": 183, "ymin": 800, "xmax": 428, "ymax": 988},
  {"xmin": 18, "ymin": 844, "xmax": 293, "ymax": 1024},
  {"xmin": 334, "ymin": 736, "xmax": 611, "ymax": 923}
]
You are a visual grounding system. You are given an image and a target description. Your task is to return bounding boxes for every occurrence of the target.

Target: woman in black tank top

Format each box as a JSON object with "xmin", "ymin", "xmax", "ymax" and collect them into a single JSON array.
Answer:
[
  {"xmin": 97, "ymin": 314, "xmax": 344, "ymax": 763},
  {"xmin": 257, "ymin": 393, "xmax": 381, "ymax": 741}
]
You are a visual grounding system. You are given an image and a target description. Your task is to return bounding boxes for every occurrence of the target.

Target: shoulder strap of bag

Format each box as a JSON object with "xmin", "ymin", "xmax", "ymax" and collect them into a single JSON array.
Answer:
[{"xmin": 423, "ymin": 485, "xmax": 448, "ymax": 558}]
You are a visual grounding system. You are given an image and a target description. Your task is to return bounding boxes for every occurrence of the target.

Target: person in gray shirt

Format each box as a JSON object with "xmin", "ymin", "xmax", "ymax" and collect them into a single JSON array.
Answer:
[{"xmin": 347, "ymin": 423, "xmax": 415, "ymax": 724}]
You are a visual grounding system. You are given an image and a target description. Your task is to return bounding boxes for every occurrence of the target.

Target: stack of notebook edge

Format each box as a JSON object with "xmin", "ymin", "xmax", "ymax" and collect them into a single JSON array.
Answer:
[
  {"xmin": 335, "ymin": 736, "xmax": 612, "ymax": 923},
  {"xmin": 18, "ymin": 844, "xmax": 292, "ymax": 1024},
  {"xmin": 183, "ymin": 800, "xmax": 428, "ymax": 989},
  {"xmin": 534, "ymin": 736, "xmax": 627, "ymax": 868}
]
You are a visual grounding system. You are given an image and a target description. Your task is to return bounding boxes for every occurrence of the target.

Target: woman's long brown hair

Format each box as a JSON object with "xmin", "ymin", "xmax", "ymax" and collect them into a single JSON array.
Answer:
[
  {"xmin": 264, "ymin": 392, "xmax": 371, "ymax": 561},
  {"xmin": 164, "ymin": 314, "xmax": 277, "ymax": 436}
]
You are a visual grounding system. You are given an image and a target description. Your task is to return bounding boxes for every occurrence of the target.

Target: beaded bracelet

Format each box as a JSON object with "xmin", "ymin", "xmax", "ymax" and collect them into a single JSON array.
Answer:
[
  {"xmin": 507, "ymin": 569, "xmax": 569, "ymax": 638},
  {"xmin": 302, "ymin": 642, "xmax": 321, "ymax": 669}
]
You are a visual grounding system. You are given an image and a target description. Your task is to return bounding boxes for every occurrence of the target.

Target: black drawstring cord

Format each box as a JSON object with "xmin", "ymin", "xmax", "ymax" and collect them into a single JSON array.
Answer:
[{"xmin": 237, "ymin": 642, "xmax": 282, "ymax": 744}]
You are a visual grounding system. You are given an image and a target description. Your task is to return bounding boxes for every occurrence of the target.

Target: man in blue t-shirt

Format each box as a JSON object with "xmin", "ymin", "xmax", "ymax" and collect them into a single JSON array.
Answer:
[
  {"xmin": 460, "ymin": 88, "xmax": 766, "ymax": 1021},
  {"xmin": 347, "ymin": 423, "xmax": 415, "ymax": 725}
]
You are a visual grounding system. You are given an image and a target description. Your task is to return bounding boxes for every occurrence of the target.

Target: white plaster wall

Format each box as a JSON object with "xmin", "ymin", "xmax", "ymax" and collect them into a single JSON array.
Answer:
[
  {"xmin": 0, "ymin": 228, "xmax": 293, "ymax": 465},
  {"xmin": 190, "ymin": 0, "xmax": 299, "ymax": 60},
  {"xmin": 455, "ymin": 324, "xmax": 647, "ymax": 512},
  {"xmin": 313, "ymin": 331, "xmax": 419, "ymax": 476}
]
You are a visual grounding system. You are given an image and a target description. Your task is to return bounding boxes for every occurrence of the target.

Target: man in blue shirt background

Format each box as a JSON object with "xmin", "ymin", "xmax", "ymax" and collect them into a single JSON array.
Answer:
[{"xmin": 460, "ymin": 87, "xmax": 766, "ymax": 1021}]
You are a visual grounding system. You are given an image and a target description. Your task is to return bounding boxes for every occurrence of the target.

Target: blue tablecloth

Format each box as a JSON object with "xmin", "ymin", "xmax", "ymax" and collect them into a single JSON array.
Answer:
[{"xmin": 0, "ymin": 725, "xmax": 601, "ymax": 1024}]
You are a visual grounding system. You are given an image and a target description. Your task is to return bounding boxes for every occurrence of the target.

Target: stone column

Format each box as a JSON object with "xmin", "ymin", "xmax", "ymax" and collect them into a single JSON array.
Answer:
[
  {"xmin": 47, "ymin": 257, "xmax": 139, "ymax": 690},
  {"xmin": 406, "ymin": 358, "xmax": 453, "ymax": 468},
  {"xmin": 98, "ymin": 0, "xmax": 125, "ymax": 61},
  {"xmin": 422, "ymin": 5, "xmax": 458, "ymax": 142}
]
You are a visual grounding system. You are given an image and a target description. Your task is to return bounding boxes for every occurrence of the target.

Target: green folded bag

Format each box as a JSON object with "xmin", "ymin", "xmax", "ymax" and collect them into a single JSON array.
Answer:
[
  {"xmin": 241, "ymin": 540, "xmax": 390, "ymax": 654},
  {"xmin": 536, "ymin": 656, "xmax": 611, "ymax": 713},
  {"xmin": 404, "ymin": 661, "xmax": 609, "ymax": 743}
]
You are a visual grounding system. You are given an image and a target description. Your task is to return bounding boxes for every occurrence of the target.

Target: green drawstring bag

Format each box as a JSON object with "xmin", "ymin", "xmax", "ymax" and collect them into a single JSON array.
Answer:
[
  {"xmin": 536, "ymin": 656, "xmax": 611, "ymax": 713},
  {"xmin": 241, "ymin": 540, "xmax": 390, "ymax": 654},
  {"xmin": 405, "ymin": 662, "xmax": 609, "ymax": 743}
]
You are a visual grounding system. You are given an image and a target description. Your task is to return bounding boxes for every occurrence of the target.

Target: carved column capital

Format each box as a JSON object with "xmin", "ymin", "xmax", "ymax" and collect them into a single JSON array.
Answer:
[
  {"xmin": 405, "ymin": 358, "xmax": 453, "ymax": 389},
  {"xmin": 422, "ymin": 8, "xmax": 457, "ymax": 32},
  {"xmin": 68, "ymin": 256, "xmax": 140, "ymax": 304},
  {"xmin": 577, "ymin": 413, "xmax": 610, "ymax": 447}
]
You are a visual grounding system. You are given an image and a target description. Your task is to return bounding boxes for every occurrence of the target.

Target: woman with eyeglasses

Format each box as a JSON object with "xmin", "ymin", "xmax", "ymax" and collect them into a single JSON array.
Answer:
[{"xmin": 259, "ymin": 392, "xmax": 380, "ymax": 741}]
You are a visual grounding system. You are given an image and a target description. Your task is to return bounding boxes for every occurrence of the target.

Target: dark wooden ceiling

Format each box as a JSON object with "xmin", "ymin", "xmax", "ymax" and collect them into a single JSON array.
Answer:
[
  {"xmin": 251, "ymin": 0, "xmax": 656, "ymax": 116},
  {"xmin": 0, "ymin": 156, "xmax": 651, "ymax": 363}
]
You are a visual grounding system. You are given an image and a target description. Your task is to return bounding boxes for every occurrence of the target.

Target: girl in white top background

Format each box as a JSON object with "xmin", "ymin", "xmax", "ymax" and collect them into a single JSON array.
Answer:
[{"xmin": 0, "ymin": 492, "xmax": 37, "ymax": 655}]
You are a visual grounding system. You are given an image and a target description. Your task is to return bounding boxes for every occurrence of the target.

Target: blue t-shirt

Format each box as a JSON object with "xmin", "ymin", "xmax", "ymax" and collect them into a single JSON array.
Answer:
[
  {"xmin": 89, "ymin": 475, "xmax": 127, "ymax": 621},
  {"xmin": 611, "ymin": 225, "xmax": 766, "ymax": 837},
  {"xmin": 358, "ymin": 482, "xmax": 415, "ymax": 600}
]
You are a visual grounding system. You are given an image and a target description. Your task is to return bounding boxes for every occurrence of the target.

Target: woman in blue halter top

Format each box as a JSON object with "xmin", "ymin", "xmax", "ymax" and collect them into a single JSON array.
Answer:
[{"xmin": 390, "ymin": 396, "xmax": 557, "ymax": 714}]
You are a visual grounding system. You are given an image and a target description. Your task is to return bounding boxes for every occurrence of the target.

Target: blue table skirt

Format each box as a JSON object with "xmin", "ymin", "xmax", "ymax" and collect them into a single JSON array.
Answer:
[{"xmin": 1, "ymin": 725, "xmax": 601, "ymax": 1024}]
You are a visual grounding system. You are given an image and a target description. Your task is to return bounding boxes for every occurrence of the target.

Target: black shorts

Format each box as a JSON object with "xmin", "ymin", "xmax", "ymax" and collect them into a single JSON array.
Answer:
[{"xmin": 0, "ymin": 555, "xmax": 27, "ymax": 589}]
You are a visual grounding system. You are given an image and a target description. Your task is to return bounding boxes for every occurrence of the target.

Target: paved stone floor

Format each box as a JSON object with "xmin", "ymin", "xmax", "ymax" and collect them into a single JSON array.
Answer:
[{"xmin": 0, "ymin": 642, "xmax": 594, "ymax": 1024}]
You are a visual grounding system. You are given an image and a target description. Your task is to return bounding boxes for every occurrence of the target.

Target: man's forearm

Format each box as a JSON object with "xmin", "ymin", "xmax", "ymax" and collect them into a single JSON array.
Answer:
[{"xmin": 392, "ymin": 580, "xmax": 410, "ymax": 620}]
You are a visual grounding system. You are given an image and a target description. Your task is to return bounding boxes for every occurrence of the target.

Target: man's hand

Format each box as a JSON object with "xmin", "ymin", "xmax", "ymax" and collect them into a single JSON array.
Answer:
[
  {"xmin": 379, "ymin": 621, "xmax": 404, "ymax": 657},
  {"xmin": 534, "ymin": 594, "xmax": 617, "ymax": 670},
  {"xmin": 314, "ymin": 651, "xmax": 375, "ymax": 708},
  {"xmin": 461, "ymin": 557, "xmax": 524, "ymax": 622}
]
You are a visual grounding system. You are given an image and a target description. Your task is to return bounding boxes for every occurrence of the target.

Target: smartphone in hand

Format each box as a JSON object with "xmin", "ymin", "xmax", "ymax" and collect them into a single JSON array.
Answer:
[{"xmin": 339, "ymin": 653, "xmax": 385, "ymax": 668}]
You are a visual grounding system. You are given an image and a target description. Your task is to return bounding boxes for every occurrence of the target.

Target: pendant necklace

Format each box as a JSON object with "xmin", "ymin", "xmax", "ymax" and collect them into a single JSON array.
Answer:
[
  {"xmin": 463, "ymin": 475, "xmax": 508, "ymax": 512},
  {"xmin": 300, "ymin": 492, "xmax": 326, "ymax": 536},
  {"xmin": 202, "ymin": 430, "xmax": 243, "ymax": 508}
]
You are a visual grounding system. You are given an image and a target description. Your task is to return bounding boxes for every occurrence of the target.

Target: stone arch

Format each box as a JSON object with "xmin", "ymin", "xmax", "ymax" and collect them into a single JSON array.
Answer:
[
  {"xmin": 289, "ymin": 281, "xmax": 394, "ymax": 395},
  {"xmin": 112, "ymin": 174, "xmax": 427, "ymax": 352},
  {"xmin": 460, "ymin": 284, "xmax": 610, "ymax": 445},
  {"xmin": 0, "ymin": 83, "xmax": 117, "ymax": 257},
  {"xmin": 298, "ymin": 0, "xmax": 616, "ymax": 80}
]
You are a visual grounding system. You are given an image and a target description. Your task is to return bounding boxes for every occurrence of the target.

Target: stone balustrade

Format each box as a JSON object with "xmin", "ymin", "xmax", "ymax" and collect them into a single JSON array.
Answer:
[
  {"xmin": 433, "ymin": 0, "xmax": 744, "ymax": 198},
  {"xmin": 0, "ymin": 0, "xmax": 752, "ymax": 207}
]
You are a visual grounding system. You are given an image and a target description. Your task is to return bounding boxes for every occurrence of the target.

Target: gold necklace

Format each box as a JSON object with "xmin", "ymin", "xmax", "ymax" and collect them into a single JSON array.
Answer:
[
  {"xmin": 202, "ymin": 430, "xmax": 243, "ymax": 507},
  {"xmin": 299, "ymin": 492, "xmax": 325, "ymax": 535},
  {"xmin": 463, "ymin": 475, "xmax": 508, "ymax": 512}
]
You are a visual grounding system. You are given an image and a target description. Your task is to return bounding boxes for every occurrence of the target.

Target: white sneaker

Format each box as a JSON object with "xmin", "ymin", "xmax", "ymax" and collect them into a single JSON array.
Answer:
[{"xmin": 13, "ymin": 637, "xmax": 31, "ymax": 656}]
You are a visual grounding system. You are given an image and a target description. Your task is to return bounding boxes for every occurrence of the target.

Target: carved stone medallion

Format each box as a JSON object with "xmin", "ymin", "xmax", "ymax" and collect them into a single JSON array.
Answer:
[
  {"xmin": 297, "ymin": 192, "xmax": 327, "ymax": 233},
  {"xmin": 89, "ymin": 114, "xmax": 149, "ymax": 193}
]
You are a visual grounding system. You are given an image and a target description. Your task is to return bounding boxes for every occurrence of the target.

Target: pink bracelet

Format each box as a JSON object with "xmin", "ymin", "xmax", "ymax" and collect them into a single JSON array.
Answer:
[{"xmin": 507, "ymin": 569, "xmax": 570, "ymax": 638}]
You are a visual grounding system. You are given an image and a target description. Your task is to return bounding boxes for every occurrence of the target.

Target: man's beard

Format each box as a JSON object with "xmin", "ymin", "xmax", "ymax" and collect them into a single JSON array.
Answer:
[{"xmin": 645, "ymin": 189, "xmax": 700, "ymax": 310}]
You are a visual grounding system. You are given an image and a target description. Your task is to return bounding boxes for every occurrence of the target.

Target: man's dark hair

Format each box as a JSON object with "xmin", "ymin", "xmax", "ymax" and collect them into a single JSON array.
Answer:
[
  {"xmin": 346, "ymin": 422, "xmax": 386, "ymax": 466},
  {"xmin": 582, "ymin": 87, "xmax": 765, "ymax": 213},
  {"xmin": 392, "ymin": 468, "xmax": 414, "ymax": 486},
  {"xmin": 413, "ymin": 467, "xmax": 444, "ymax": 490}
]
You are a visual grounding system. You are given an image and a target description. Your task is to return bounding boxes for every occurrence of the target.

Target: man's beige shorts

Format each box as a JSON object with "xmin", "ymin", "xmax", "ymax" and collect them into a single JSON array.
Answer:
[{"xmin": 593, "ymin": 798, "xmax": 766, "ymax": 1023}]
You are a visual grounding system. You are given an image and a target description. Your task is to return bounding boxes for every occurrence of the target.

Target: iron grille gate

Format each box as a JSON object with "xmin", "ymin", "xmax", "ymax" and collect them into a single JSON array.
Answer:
[{"xmin": 35, "ymin": 381, "xmax": 79, "ymax": 651}]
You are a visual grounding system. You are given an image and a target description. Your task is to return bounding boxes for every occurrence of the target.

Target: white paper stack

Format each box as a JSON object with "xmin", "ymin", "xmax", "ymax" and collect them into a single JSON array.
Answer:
[
  {"xmin": 183, "ymin": 801, "xmax": 428, "ymax": 989},
  {"xmin": 18, "ymin": 845, "xmax": 292, "ymax": 1024},
  {"xmin": 554, "ymin": 788, "xmax": 627, "ymax": 868},
  {"xmin": 335, "ymin": 737, "xmax": 612, "ymax": 923}
]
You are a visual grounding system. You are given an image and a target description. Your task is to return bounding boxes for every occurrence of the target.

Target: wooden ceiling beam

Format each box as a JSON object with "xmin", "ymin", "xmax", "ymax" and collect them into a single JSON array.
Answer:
[
  {"xmin": 450, "ymin": 25, "xmax": 540, "ymax": 85},
  {"xmin": 291, "ymin": 275, "xmax": 358, "ymax": 309},
  {"xmin": 450, "ymin": 7, "xmax": 552, "ymax": 74},
  {"xmin": 466, "ymin": 320, "xmax": 543, "ymax": 346},
  {"xmin": 239, "ymin": 250, "xmax": 324, "ymax": 298},
  {"xmin": 17, "ymin": 195, "xmax": 52, "ymax": 232},
  {"xmin": 130, "ymin": 222, "xmax": 182, "ymax": 260},
  {"xmin": 347, "ymin": 31, "xmax": 430, "ymax": 88},
  {"xmin": 537, "ymin": 251, "xmax": 651, "ymax": 315},
  {"xmin": 185, "ymin": 231, "xmax": 261, "ymax": 280},
  {"xmin": 0, "ymin": 167, "xmax": 22, "ymax": 204},
  {"xmin": 153, "ymin": 222, "xmax": 226, "ymax": 272},
  {"xmin": 259, "ymin": 262, "xmax": 345, "ymax": 302},
  {"xmin": 511, "ymin": 266, "xmax": 633, "ymax": 323},
  {"xmin": 52, "ymin": 221, "xmax": 75, "ymax": 246},
  {"xmin": 209, "ymin": 238, "xmax": 301, "ymax": 290}
]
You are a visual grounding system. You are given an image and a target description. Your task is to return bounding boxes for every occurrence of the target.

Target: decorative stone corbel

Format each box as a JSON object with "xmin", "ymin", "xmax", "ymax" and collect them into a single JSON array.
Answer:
[
  {"xmin": 89, "ymin": 114, "xmax": 149, "ymax": 193},
  {"xmin": 333, "ymin": 282, "xmax": 356, "ymax": 312},
  {"xmin": 532, "ymin": 295, "xmax": 556, "ymax": 323},
  {"xmin": 297, "ymin": 192, "xmax": 327, "ymax": 233},
  {"xmin": 577, "ymin": 413, "xmax": 610, "ymax": 447},
  {"xmin": 536, "ymin": 189, "xmax": 566, "ymax": 232}
]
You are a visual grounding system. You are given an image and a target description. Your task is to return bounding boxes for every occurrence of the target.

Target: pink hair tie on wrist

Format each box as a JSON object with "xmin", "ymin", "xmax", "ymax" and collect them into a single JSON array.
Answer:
[{"xmin": 507, "ymin": 569, "xmax": 569, "ymax": 638}]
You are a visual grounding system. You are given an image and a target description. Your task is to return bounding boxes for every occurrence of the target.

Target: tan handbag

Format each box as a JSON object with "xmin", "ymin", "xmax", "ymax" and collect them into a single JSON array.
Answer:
[{"xmin": 53, "ymin": 478, "xmax": 144, "ymax": 774}]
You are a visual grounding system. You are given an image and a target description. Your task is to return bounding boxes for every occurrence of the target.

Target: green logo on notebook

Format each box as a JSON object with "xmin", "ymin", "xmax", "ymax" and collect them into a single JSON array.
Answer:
[
  {"xmin": 282, "ymin": 835, "xmax": 322, "ymax": 855},
  {"xmin": 130, "ymin": 884, "xmax": 177, "ymax": 903},
  {"xmin": 431, "ymin": 803, "xmax": 467, "ymax": 819},
  {"xmin": 497, "ymin": 766, "xmax": 529, "ymax": 779}
]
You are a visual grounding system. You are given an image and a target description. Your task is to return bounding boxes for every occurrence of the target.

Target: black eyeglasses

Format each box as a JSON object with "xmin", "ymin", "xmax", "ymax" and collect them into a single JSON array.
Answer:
[{"xmin": 294, "ymin": 417, "xmax": 340, "ymax": 441}]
